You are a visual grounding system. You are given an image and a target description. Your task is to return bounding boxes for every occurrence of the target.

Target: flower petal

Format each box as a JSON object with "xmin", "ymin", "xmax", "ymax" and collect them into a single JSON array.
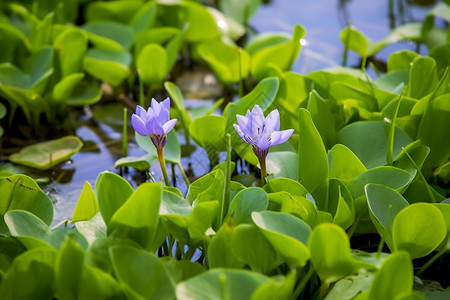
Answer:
[
  {"xmin": 236, "ymin": 115, "xmax": 249, "ymax": 133},
  {"xmin": 251, "ymin": 105, "xmax": 265, "ymax": 140},
  {"xmin": 131, "ymin": 114, "xmax": 151, "ymax": 136},
  {"xmin": 233, "ymin": 124, "xmax": 247, "ymax": 143},
  {"xmin": 135, "ymin": 105, "xmax": 147, "ymax": 120},
  {"xmin": 264, "ymin": 109, "xmax": 280, "ymax": 134},
  {"xmin": 256, "ymin": 132, "xmax": 271, "ymax": 150},
  {"xmin": 269, "ymin": 129, "xmax": 294, "ymax": 146},
  {"xmin": 162, "ymin": 119, "xmax": 177, "ymax": 133},
  {"xmin": 151, "ymin": 98, "xmax": 161, "ymax": 116}
]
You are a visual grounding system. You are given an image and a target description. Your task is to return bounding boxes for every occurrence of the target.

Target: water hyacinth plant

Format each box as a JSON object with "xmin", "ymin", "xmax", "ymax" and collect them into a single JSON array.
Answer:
[
  {"xmin": 234, "ymin": 104, "xmax": 293, "ymax": 180},
  {"xmin": 131, "ymin": 97, "xmax": 177, "ymax": 186}
]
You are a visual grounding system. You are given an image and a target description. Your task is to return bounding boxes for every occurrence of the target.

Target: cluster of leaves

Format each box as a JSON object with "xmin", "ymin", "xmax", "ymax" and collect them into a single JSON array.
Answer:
[
  {"xmin": 1, "ymin": 0, "xmax": 450, "ymax": 299},
  {"xmin": 0, "ymin": 0, "xmax": 303, "ymax": 131}
]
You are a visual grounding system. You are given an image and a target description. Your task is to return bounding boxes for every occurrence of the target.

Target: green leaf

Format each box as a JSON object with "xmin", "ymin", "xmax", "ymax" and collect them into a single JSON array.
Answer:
[
  {"xmin": 231, "ymin": 224, "xmax": 281, "ymax": 273},
  {"xmin": 250, "ymin": 25, "xmax": 305, "ymax": 81},
  {"xmin": 392, "ymin": 203, "xmax": 446, "ymax": 259},
  {"xmin": 86, "ymin": 0, "xmax": 144, "ymax": 24},
  {"xmin": 66, "ymin": 80, "xmax": 102, "ymax": 106},
  {"xmin": 9, "ymin": 136, "xmax": 82, "ymax": 170},
  {"xmin": 325, "ymin": 273, "xmax": 374, "ymax": 300},
  {"xmin": 387, "ymin": 50, "xmax": 419, "ymax": 72},
  {"xmin": 190, "ymin": 115, "xmax": 227, "ymax": 161},
  {"xmin": 328, "ymin": 179, "xmax": 355, "ymax": 230},
  {"xmin": 408, "ymin": 56, "xmax": 438, "ymax": 99},
  {"xmin": 95, "ymin": 171, "xmax": 134, "ymax": 225},
  {"xmin": 79, "ymin": 263, "xmax": 125, "ymax": 299},
  {"xmin": 137, "ymin": 44, "xmax": 167, "ymax": 87},
  {"xmin": 207, "ymin": 7, "xmax": 245, "ymax": 40},
  {"xmin": 347, "ymin": 166, "xmax": 416, "ymax": 200},
  {"xmin": 52, "ymin": 73, "xmax": 84, "ymax": 102},
  {"xmin": 367, "ymin": 251, "xmax": 413, "ymax": 300},
  {"xmin": 308, "ymin": 223, "xmax": 373, "ymax": 282},
  {"xmin": 183, "ymin": 2, "xmax": 220, "ymax": 42},
  {"xmin": 108, "ymin": 183, "xmax": 163, "ymax": 251},
  {"xmin": 74, "ymin": 213, "xmax": 107, "ymax": 245},
  {"xmin": 365, "ymin": 184, "xmax": 410, "ymax": 250},
  {"xmin": 110, "ymin": 245, "xmax": 175, "ymax": 300},
  {"xmin": 226, "ymin": 188, "xmax": 268, "ymax": 225},
  {"xmin": 0, "ymin": 174, "xmax": 53, "ymax": 235},
  {"xmin": 114, "ymin": 154, "xmax": 155, "ymax": 171},
  {"xmin": 177, "ymin": 269, "xmax": 271, "ymax": 300},
  {"xmin": 54, "ymin": 28, "xmax": 87, "ymax": 77},
  {"xmin": 329, "ymin": 144, "xmax": 367, "ymax": 184},
  {"xmin": 72, "ymin": 181, "xmax": 99, "ymax": 222},
  {"xmin": 5, "ymin": 210, "xmax": 88, "ymax": 250},
  {"xmin": 55, "ymin": 235, "xmax": 85, "ymax": 300},
  {"xmin": 252, "ymin": 211, "xmax": 311, "ymax": 267},
  {"xmin": 0, "ymin": 248, "xmax": 56, "ymax": 300},
  {"xmin": 83, "ymin": 21, "xmax": 136, "ymax": 51},
  {"xmin": 297, "ymin": 108, "xmax": 328, "ymax": 194},
  {"xmin": 340, "ymin": 26, "xmax": 370, "ymax": 57},
  {"xmin": 307, "ymin": 90, "xmax": 336, "ymax": 149},
  {"xmin": 208, "ymin": 223, "xmax": 244, "ymax": 269},
  {"xmin": 84, "ymin": 48, "xmax": 131, "ymax": 86},
  {"xmin": 338, "ymin": 121, "xmax": 413, "ymax": 169},
  {"xmin": 197, "ymin": 40, "xmax": 250, "ymax": 85},
  {"xmin": 266, "ymin": 151, "xmax": 298, "ymax": 180},
  {"xmin": 219, "ymin": 0, "xmax": 261, "ymax": 25},
  {"xmin": 417, "ymin": 94, "xmax": 450, "ymax": 177}
]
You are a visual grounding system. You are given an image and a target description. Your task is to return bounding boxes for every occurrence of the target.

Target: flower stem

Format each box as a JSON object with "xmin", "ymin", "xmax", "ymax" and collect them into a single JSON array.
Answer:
[
  {"xmin": 259, "ymin": 156, "xmax": 267, "ymax": 186},
  {"xmin": 157, "ymin": 147, "xmax": 171, "ymax": 186}
]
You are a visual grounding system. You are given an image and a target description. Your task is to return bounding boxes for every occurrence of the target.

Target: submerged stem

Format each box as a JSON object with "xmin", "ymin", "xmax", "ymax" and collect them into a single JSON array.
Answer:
[{"xmin": 157, "ymin": 147, "xmax": 171, "ymax": 186}]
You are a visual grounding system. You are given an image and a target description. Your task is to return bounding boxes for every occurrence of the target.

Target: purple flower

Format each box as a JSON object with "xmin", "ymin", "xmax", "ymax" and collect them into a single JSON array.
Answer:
[
  {"xmin": 233, "ymin": 104, "xmax": 293, "ymax": 160},
  {"xmin": 131, "ymin": 97, "xmax": 177, "ymax": 149}
]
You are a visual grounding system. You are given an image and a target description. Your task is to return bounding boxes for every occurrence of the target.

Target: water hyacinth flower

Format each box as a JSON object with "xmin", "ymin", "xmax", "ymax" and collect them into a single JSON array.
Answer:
[
  {"xmin": 131, "ymin": 97, "xmax": 177, "ymax": 149},
  {"xmin": 131, "ymin": 97, "xmax": 177, "ymax": 186},
  {"xmin": 233, "ymin": 104, "xmax": 294, "ymax": 179}
]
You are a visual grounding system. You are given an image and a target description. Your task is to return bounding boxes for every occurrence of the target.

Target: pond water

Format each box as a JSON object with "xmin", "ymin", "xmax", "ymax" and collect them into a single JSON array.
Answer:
[{"xmin": 4, "ymin": 0, "xmax": 435, "ymax": 224}]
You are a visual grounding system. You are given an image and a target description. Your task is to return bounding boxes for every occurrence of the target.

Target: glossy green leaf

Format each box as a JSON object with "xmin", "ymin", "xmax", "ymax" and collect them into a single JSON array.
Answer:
[
  {"xmin": 72, "ymin": 181, "xmax": 99, "ymax": 222},
  {"xmin": 365, "ymin": 184, "xmax": 409, "ymax": 250},
  {"xmin": 95, "ymin": 171, "xmax": 134, "ymax": 225},
  {"xmin": 54, "ymin": 28, "xmax": 87, "ymax": 77},
  {"xmin": 183, "ymin": 2, "xmax": 220, "ymax": 42},
  {"xmin": 309, "ymin": 223, "xmax": 373, "ymax": 282},
  {"xmin": 266, "ymin": 151, "xmax": 298, "ymax": 180},
  {"xmin": 307, "ymin": 90, "xmax": 336, "ymax": 149},
  {"xmin": 83, "ymin": 21, "xmax": 136, "ymax": 51},
  {"xmin": 417, "ymin": 94, "xmax": 450, "ymax": 177},
  {"xmin": 252, "ymin": 211, "xmax": 311, "ymax": 267},
  {"xmin": 190, "ymin": 115, "xmax": 227, "ymax": 157},
  {"xmin": 176, "ymin": 269, "xmax": 270, "ymax": 300},
  {"xmin": 367, "ymin": 251, "xmax": 413, "ymax": 300},
  {"xmin": 219, "ymin": 0, "xmax": 261, "ymax": 25},
  {"xmin": 5, "ymin": 210, "xmax": 88, "ymax": 250},
  {"xmin": 251, "ymin": 271, "xmax": 296, "ymax": 300},
  {"xmin": 338, "ymin": 121, "xmax": 413, "ymax": 169},
  {"xmin": 329, "ymin": 144, "xmax": 367, "ymax": 184},
  {"xmin": 110, "ymin": 245, "xmax": 175, "ymax": 300},
  {"xmin": 136, "ymin": 130, "xmax": 181, "ymax": 164},
  {"xmin": 108, "ymin": 183, "xmax": 162, "ymax": 251},
  {"xmin": 0, "ymin": 248, "xmax": 56, "ymax": 300},
  {"xmin": 297, "ymin": 108, "xmax": 328, "ymax": 194},
  {"xmin": 86, "ymin": 0, "xmax": 143, "ymax": 24},
  {"xmin": 52, "ymin": 73, "xmax": 84, "ymax": 101},
  {"xmin": 137, "ymin": 44, "xmax": 167, "ymax": 87},
  {"xmin": 392, "ymin": 203, "xmax": 446, "ymax": 259},
  {"xmin": 129, "ymin": 2, "xmax": 157, "ymax": 35},
  {"xmin": 325, "ymin": 273, "xmax": 374, "ymax": 300},
  {"xmin": 55, "ymin": 235, "xmax": 85, "ymax": 300},
  {"xmin": 74, "ymin": 213, "xmax": 107, "ymax": 245},
  {"xmin": 387, "ymin": 50, "xmax": 419, "ymax": 72},
  {"xmin": 207, "ymin": 7, "xmax": 245, "ymax": 40},
  {"xmin": 79, "ymin": 263, "xmax": 125, "ymax": 299},
  {"xmin": 9, "ymin": 136, "xmax": 82, "ymax": 170},
  {"xmin": 226, "ymin": 188, "xmax": 268, "ymax": 225},
  {"xmin": 84, "ymin": 48, "xmax": 131, "ymax": 86},
  {"xmin": 348, "ymin": 166, "xmax": 415, "ymax": 200},
  {"xmin": 114, "ymin": 154, "xmax": 155, "ymax": 171},
  {"xmin": 250, "ymin": 25, "xmax": 305, "ymax": 81},
  {"xmin": 197, "ymin": 40, "xmax": 250, "ymax": 85},
  {"xmin": 340, "ymin": 26, "xmax": 370, "ymax": 57},
  {"xmin": 186, "ymin": 170, "xmax": 224, "ymax": 205},
  {"xmin": 231, "ymin": 224, "xmax": 280, "ymax": 273},
  {"xmin": 408, "ymin": 56, "xmax": 438, "ymax": 99},
  {"xmin": 208, "ymin": 222, "xmax": 244, "ymax": 269},
  {"xmin": 0, "ymin": 174, "xmax": 53, "ymax": 235},
  {"xmin": 328, "ymin": 179, "xmax": 355, "ymax": 230}
]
